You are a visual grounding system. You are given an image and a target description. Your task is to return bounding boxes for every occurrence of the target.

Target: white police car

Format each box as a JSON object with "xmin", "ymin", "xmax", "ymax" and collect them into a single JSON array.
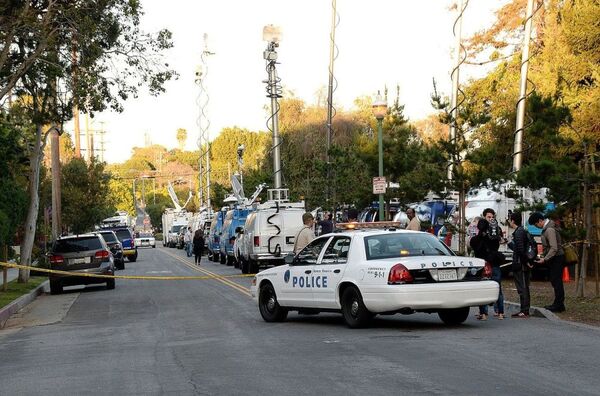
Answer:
[{"xmin": 250, "ymin": 222, "xmax": 499, "ymax": 328}]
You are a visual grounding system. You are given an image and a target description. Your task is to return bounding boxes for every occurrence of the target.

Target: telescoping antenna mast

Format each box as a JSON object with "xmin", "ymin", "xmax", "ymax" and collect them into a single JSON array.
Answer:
[
  {"xmin": 263, "ymin": 25, "xmax": 284, "ymax": 193},
  {"xmin": 196, "ymin": 33, "xmax": 214, "ymax": 212}
]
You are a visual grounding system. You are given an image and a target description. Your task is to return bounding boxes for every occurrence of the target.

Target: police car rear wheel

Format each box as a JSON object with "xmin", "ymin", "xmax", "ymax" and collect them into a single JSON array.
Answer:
[
  {"xmin": 259, "ymin": 283, "xmax": 287, "ymax": 322},
  {"xmin": 341, "ymin": 286, "xmax": 372, "ymax": 328},
  {"xmin": 437, "ymin": 307, "xmax": 470, "ymax": 325}
]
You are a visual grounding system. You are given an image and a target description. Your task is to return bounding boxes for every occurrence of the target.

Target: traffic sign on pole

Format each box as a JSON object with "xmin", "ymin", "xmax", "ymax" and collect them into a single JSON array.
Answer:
[{"xmin": 372, "ymin": 177, "xmax": 387, "ymax": 194}]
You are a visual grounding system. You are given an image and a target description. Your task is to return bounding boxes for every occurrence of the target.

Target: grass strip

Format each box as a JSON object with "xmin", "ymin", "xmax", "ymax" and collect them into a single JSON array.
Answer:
[{"xmin": 0, "ymin": 277, "xmax": 47, "ymax": 309}]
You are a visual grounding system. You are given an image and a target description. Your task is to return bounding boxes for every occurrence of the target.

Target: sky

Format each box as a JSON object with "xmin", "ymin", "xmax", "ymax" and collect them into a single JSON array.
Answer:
[{"xmin": 71, "ymin": 0, "xmax": 508, "ymax": 164}]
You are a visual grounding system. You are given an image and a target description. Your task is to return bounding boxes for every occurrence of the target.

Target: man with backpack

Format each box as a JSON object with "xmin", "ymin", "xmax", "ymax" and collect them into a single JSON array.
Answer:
[
  {"xmin": 529, "ymin": 212, "xmax": 566, "ymax": 313},
  {"xmin": 508, "ymin": 212, "xmax": 534, "ymax": 317}
]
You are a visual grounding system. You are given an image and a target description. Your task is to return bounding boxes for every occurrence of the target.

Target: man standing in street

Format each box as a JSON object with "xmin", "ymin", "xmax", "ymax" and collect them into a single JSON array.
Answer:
[
  {"xmin": 508, "ymin": 212, "xmax": 532, "ymax": 318},
  {"xmin": 405, "ymin": 208, "xmax": 420, "ymax": 231},
  {"xmin": 184, "ymin": 227, "xmax": 193, "ymax": 257},
  {"xmin": 529, "ymin": 212, "xmax": 566, "ymax": 312},
  {"xmin": 294, "ymin": 212, "xmax": 316, "ymax": 254},
  {"xmin": 318, "ymin": 212, "xmax": 334, "ymax": 235}
]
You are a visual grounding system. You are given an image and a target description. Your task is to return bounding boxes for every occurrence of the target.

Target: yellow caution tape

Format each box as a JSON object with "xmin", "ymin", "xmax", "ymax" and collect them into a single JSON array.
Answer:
[{"xmin": 0, "ymin": 261, "xmax": 255, "ymax": 281}]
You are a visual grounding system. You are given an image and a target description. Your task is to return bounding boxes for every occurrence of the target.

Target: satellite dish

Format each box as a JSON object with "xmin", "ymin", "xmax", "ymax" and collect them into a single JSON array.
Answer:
[
  {"xmin": 231, "ymin": 174, "xmax": 245, "ymax": 203},
  {"xmin": 223, "ymin": 194, "xmax": 238, "ymax": 204}
]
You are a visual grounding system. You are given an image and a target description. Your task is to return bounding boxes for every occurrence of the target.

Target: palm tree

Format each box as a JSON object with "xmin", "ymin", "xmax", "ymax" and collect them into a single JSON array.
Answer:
[{"xmin": 176, "ymin": 128, "xmax": 187, "ymax": 151}]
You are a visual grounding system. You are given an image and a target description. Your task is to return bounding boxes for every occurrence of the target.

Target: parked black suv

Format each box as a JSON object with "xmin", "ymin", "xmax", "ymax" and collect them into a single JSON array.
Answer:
[
  {"xmin": 95, "ymin": 230, "xmax": 125, "ymax": 270},
  {"xmin": 48, "ymin": 234, "xmax": 116, "ymax": 294}
]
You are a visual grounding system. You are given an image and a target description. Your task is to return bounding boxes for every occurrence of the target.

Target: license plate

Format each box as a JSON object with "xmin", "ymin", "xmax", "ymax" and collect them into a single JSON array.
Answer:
[
  {"xmin": 437, "ymin": 269, "xmax": 457, "ymax": 281},
  {"xmin": 71, "ymin": 257, "xmax": 91, "ymax": 264}
]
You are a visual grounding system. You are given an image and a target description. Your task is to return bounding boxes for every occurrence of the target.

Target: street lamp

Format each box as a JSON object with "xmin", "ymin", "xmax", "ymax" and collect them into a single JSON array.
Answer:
[{"xmin": 372, "ymin": 91, "xmax": 387, "ymax": 221}]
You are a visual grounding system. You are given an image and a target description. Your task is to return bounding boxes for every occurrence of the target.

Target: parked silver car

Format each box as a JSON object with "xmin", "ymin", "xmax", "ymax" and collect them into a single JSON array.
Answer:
[{"xmin": 48, "ymin": 234, "xmax": 116, "ymax": 294}]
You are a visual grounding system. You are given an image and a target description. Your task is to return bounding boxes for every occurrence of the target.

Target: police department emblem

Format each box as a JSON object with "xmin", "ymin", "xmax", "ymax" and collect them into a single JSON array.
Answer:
[{"xmin": 284, "ymin": 270, "xmax": 290, "ymax": 283}]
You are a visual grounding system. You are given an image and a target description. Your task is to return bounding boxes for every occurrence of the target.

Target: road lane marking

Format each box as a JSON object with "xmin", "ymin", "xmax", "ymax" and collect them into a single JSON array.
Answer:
[{"xmin": 159, "ymin": 249, "xmax": 252, "ymax": 297}]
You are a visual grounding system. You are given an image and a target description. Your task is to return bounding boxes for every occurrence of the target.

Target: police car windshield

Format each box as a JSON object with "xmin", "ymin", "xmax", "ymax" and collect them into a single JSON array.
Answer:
[{"xmin": 364, "ymin": 233, "xmax": 454, "ymax": 260}]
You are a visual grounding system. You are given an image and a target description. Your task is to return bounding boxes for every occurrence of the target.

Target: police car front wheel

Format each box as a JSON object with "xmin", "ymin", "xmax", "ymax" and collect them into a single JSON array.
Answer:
[
  {"xmin": 258, "ymin": 283, "xmax": 288, "ymax": 322},
  {"xmin": 341, "ymin": 286, "xmax": 373, "ymax": 328}
]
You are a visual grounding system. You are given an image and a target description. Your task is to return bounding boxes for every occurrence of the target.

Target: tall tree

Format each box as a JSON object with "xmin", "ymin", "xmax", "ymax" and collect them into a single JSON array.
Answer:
[
  {"xmin": 3, "ymin": 0, "xmax": 175, "ymax": 282},
  {"xmin": 176, "ymin": 128, "xmax": 187, "ymax": 151},
  {"xmin": 61, "ymin": 158, "xmax": 113, "ymax": 234}
]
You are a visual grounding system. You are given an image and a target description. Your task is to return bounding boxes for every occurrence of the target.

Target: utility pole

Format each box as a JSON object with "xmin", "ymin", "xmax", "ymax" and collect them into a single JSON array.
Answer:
[
  {"xmin": 85, "ymin": 113, "xmax": 92, "ymax": 162},
  {"xmin": 325, "ymin": 0, "xmax": 338, "ymax": 211},
  {"xmin": 99, "ymin": 122, "xmax": 106, "ymax": 162},
  {"xmin": 512, "ymin": 0, "xmax": 537, "ymax": 173},
  {"xmin": 72, "ymin": 35, "xmax": 81, "ymax": 158},
  {"xmin": 50, "ymin": 128, "xmax": 62, "ymax": 240}
]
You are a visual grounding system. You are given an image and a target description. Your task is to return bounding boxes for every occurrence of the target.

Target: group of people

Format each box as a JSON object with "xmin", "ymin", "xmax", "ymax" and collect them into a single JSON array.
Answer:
[
  {"xmin": 183, "ymin": 227, "xmax": 205, "ymax": 265},
  {"xmin": 470, "ymin": 208, "xmax": 567, "ymax": 320}
]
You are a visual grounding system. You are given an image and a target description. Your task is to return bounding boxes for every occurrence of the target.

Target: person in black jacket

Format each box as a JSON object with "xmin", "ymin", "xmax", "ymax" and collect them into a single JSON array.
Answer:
[
  {"xmin": 193, "ymin": 229, "xmax": 204, "ymax": 265},
  {"xmin": 508, "ymin": 212, "xmax": 532, "ymax": 317},
  {"xmin": 470, "ymin": 208, "xmax": 505, "ymax": 320}
]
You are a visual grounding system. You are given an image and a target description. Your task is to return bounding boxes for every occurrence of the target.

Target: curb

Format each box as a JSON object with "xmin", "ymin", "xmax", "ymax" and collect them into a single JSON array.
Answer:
[
  {"xmin": 0, "ymin": 280, "xmax": 49, "ymax": 329},
  {"xmin": 504, "ymin": 300, "xmax": 600, "ymax": 331}
]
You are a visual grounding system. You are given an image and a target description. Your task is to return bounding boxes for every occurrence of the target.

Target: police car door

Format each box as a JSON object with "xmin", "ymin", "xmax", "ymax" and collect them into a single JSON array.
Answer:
[
  {"xmin": 312, "ymin": 236, "xmax": 351, "ymax": 309},
  {"xmin": 280, "ymin": 237, "xmax": 330, "ymax": 308}
]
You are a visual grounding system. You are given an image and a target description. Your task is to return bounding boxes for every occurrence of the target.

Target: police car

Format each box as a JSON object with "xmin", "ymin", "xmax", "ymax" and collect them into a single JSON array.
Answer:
[{"xmin": 250, "ymin": 222, "xmax": 499, "ymax": 328}]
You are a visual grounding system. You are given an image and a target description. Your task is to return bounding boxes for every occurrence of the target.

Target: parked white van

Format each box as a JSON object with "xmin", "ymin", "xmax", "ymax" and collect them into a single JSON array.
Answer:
[{"xmin": 238, "ymin": 189, "xmax": 305, "ymax": 274}]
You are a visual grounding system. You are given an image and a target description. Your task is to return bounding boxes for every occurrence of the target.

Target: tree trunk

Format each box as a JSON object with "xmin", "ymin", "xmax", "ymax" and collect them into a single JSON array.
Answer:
[
  {"xmin": 18, "ymin": 124, "xmax": 46, "ymax": 283},
  {"xmin": 576, "ymin": 147, "xmax": 592, "ymax": 298}
]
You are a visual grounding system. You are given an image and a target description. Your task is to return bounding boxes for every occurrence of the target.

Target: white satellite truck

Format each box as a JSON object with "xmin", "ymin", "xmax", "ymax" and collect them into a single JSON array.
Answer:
[
  {"xmin": 238, "ymin": 188, "xmax": 305, "ymax": 274},
  {"xmin": 161, "ymin": 181, "xmax": 194, "ymax": 247},
  {"xmin": 162, "ymin": 209, "xmax": 192, "ymax": 248}
]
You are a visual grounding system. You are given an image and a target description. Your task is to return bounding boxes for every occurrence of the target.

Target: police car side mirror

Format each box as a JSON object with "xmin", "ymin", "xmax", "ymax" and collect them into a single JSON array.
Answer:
[{"xmin": 284, "ymin": 253, "xmax": 295, "ymax": 265}]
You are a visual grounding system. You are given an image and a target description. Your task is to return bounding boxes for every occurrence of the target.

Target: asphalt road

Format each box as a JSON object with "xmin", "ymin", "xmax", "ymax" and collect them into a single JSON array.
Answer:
[{"xmin": 1, "ymin": 246, "xmax": 599, "ymax": 395}]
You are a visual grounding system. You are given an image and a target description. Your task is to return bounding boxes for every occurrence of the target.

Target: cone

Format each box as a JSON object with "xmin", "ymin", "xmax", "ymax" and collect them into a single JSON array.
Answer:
[{"xmin": 562, "ymin": 266, "xmax": 570, "ymax": 282}]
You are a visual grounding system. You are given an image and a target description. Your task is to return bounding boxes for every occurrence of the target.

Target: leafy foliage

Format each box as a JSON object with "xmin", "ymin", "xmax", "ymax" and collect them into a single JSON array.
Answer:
[{"xmin": 61, "ymin": 158, "xmax": 114, "ymax": 234}]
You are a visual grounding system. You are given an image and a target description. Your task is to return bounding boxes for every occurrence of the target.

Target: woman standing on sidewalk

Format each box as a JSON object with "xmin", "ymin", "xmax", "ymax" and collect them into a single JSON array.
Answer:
[{"xmin": 508, "ymin": 212, "xmax": 532, "ymax": 318}]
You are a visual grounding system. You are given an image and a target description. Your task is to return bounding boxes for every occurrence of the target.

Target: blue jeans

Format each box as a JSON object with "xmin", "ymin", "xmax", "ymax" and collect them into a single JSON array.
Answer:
[
  {"xmin": 186, "ymin": 242, "xmax": 192, "ymax": 257},
  {"xmin": 479, "ymin": 266, "xmax": 504, "ymax": 315}
]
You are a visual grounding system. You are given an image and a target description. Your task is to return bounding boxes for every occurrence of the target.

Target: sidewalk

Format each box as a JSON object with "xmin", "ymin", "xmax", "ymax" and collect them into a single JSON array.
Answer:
[{"xmin": 503, "ymin": 278, "xmax": 600, "ymax": 327}]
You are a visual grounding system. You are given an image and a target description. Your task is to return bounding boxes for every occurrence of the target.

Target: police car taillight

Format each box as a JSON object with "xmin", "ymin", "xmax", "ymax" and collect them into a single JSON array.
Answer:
[
  {"xmin": 254, "ymin": 236, "xmax": 260, "ymax": 247},
  {"xmin": 388, "ymin": 263, "xmax": 413, "ymax": 284},
  {"xmin": 482, "ymin": 262, "xmax": 493, "ymax": 279}
]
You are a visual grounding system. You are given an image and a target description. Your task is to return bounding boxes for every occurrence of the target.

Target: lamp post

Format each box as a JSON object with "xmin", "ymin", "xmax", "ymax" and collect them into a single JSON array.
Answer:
[{"xmin": 372, "ymin": 92, "xmax": 387, "ymax": 221}]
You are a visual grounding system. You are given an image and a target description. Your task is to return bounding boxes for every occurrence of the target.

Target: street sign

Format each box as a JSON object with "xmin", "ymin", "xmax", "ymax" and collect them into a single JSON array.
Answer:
[{"xmin": 373, "ymin": 177, "xmax": 387, "ymax": 194}]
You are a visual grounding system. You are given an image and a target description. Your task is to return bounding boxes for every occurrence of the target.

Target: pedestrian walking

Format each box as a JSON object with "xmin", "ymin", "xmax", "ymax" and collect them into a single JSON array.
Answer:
[
  {"xmin": 193, "ymin": 229, "xmax": 204, "ymax": 265},
  {"xmin": 508, "ymin": 212, "xmax": 532, "ymax": 318},
  {"xmin": 470, "ymin": 208, "xmax": 505, "ymax": 320},
  {"xmin": 405, "ymin": 208, "xmax": 421, "ymax": 231},
  {"xmin": 184, "ymin": 227, "xmax": 193, "ymax": 257},
  {"xmin": 529, "ymin": 212, "xmax": 566, "ymax": 312},
  {"xmin": 293, "ymin": 212, "xmax": 316, "ymax": 254}
]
